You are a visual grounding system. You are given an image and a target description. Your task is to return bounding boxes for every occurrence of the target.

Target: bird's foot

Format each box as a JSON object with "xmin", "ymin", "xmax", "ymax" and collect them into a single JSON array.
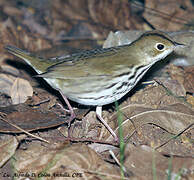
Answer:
[{"xmin": 96, "ymin": 106, "xmax": 119, "ymax": 143}]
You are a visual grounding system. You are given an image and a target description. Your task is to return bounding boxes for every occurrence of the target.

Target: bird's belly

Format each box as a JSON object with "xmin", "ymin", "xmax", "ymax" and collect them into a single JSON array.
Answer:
[
  {"xmin": 68, "ymin": 89, "xmax": 128, "ymax": 106},
  {"xmin": 44, "ymin": 77, "xmax": 129, "ymax": 106},
  {"xmin": 44, "ymin": 63, "xmax": 151, "ymax": 106}
]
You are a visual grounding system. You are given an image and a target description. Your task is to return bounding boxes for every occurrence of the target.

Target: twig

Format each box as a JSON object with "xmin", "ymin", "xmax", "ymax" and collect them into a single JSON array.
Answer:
[
  {"xmin": 155, "ymin": 123, "xmax": 194, "ymax": 150},
  {"xmin": 0, "ymin": 117, "xmax": 50, "ymax": 143}
]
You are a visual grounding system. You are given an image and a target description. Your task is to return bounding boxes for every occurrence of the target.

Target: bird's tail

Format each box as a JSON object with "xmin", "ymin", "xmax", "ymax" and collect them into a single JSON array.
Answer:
[{"xmin": 5, "ymin": 45, "xmax": 54, "ymax": 74}]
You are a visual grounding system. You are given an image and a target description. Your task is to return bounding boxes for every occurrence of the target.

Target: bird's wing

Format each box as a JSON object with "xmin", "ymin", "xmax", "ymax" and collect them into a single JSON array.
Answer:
[{"xmin": 38, "ymin": 46, "xmax": 125, "ymax": 79}]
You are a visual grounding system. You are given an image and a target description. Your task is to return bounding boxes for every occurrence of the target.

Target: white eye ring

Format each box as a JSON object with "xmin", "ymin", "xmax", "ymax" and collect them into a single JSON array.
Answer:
[{"xmin": 155, "ymin": 43, "xmax": 165, "ymax": 51}]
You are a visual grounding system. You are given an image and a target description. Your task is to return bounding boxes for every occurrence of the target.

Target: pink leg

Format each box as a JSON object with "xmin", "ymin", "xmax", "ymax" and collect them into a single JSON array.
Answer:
[
  {"xmin": 96, "ymin": 106, "xmax": 118, "ymax": 142},
  {"xmin": 58, "ymin": 89, "xmax": 76, "ymax": 127}
]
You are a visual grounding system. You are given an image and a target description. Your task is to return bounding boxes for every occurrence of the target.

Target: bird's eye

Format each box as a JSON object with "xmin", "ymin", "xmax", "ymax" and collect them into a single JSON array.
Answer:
[{"xmin": 155, "ymin": 43, "xmax": 165, "ymax": 51}]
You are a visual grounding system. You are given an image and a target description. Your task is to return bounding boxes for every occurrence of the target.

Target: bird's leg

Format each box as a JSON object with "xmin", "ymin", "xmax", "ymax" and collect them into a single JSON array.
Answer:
[
  {"xmin": 57, "ymin": 89, "xmax": 76, "ymax": 128},
  {"xmin": 56, "ymin": 103, "xmax": 77, "ymax": 114},
  {"xmin": 96, "ymin": 106, "xmax": 118, "ymax": 142}
]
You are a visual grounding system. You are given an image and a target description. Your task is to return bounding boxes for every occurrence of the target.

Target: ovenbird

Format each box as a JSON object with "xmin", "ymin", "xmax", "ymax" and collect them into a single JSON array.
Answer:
[{"xmin": 5, "ymin": 30, "xmax": 183, "ymax": 141}]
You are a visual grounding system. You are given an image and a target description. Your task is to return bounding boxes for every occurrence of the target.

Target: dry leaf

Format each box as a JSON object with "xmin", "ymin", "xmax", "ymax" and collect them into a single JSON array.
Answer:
[
  {"xmin": 0, "ymin": 70, "xmax": 33, "ymax": 105},
  {"xmin": 0, "ymin": 18, "xmax": 51, "ymax": 54},
  {"xmin": 10, "ymin": 78, "xmax": 33, "ymax": 105},
  {"xmin": 0, "ymin": 136, "xmax": 18, "ymax": 167},
  {"xmin": 155, "ymin": 78, "xmax": 186, "ymax": 97},
  {"xmin": 0, "ymin": 65, "xmax": 20, "ymax": 76},
  {"xmin": 0, "ymin": 73, "xmax": 15, "ymax": 96},
  {"xmin": 0, "ymin": 65, "xmax": 20, "ymax": 104},
  {"xmin": 183, "ymin": 66, "xmax": 194, "ymax": 93},
  {"xmin": 52, "ymin": 0, "xmax": 142, "ymax": 39},
  {"xmin": 125, "ymin": 82, "xmax": 186, "ymax": 108},
  {"xmin": 143, "ymin": 0, "xmax": 194, "ymax": 31},
  {"xmin": 167, "ymin": 65, "xmax": 194, "ymax": 93},
  {"xmin": 106, "ymin": 104, "xmax": 194, "ymax": 142},
  {"xmin": 13, "ymin": 143, "xmax": 120, "ymax": 180},
  {"xmin": 0, "ymin": 103, "xmax": 69, "ymax": 133},
  {"xmin": 124, "ymin": 144, "xmax": 194, "ymax": 179}
]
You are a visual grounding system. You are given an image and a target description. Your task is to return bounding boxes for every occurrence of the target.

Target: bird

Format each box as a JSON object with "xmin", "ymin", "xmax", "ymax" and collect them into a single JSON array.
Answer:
[{"xmin": 5, "ymin": 30, "xmax": 184, "ymax": 141}]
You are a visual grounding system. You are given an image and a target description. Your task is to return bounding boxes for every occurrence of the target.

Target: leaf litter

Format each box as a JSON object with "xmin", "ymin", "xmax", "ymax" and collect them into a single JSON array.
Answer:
[{"xmin": 0, "ymin": 0, "xmax": 193, "ymax": 179}]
